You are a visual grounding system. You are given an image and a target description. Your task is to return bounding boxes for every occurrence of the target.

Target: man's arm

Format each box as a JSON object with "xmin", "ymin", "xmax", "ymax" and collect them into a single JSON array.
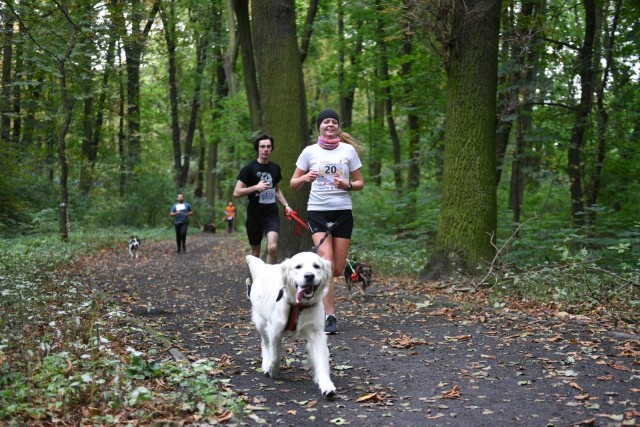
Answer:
[
  {"xmin": 234, "ymin": 179, "xmax": 269, "ymax": 197},
  {"xmin": 275, "ymin": 184, "xmax": 291, "ymax": 213}
]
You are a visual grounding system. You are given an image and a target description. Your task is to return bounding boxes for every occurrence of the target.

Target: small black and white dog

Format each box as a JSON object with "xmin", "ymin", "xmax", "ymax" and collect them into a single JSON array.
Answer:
[{"xmin": 129, "ymin": 236, "xmax": 141, "ymax": 258}]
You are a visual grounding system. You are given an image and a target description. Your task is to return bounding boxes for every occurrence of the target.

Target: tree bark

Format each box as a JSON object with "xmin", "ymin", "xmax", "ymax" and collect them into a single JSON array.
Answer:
[
  {"xmin": 567, "ymin": 0, "xmax": 596, "ymax": 226},
  {"xmin": 232, "ymin": 0, "xmax": 262, "ymax": 132},
  {"xmin": 160, "ymin": 1, "xmax": 182, "ymax": 184},
  {"xmin": 402, "ymin": 4, "xmax": 420, "ymax": 201},
  {"xmin": 424, "ymin": 0, "xmax": 501, "ymax": 278},
  {"xmin": 299, "ymin": 0, "xmax": 319, "ymax": 64},
  {"xmin": 178, "ymin": 31, "xmax": 207, "ymax": 188},
  {"xmin": 337, "ymin": 2, "xmax": 363, "ymax": 130},
  {"xmin": 588, "ymin": 0, "xmax": 620, "ymax": 224},
  {"xmin": 57, "ymin": 26, "xmax": 77, "ymax": 241},
  {"xmin": 1, "ymin": 13, "xmax": 13, "ymax": 144},
  {"xmin": 375, "ymin": 0, "xmax": 402, "ymax": 193},
  {"xmin": 252, "ymin": 0, "xmax": 312, "ymax": 258},
  {"xmin": 12, "ymin": 22, "xmax": 22, "ymax": 146},
  {"xmin": 111, "ymin": 0, "xmax": 159, "ymax": 181}
]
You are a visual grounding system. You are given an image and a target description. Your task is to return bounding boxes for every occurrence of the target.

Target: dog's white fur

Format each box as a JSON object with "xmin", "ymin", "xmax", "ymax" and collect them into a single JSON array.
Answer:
[
  {"xmin": 246, "ymin": 252, "xmax": 336, "ymax": 398},
  {"xmin": 129, "ymin": 236, "xmax": 141, "ymax": 258}
]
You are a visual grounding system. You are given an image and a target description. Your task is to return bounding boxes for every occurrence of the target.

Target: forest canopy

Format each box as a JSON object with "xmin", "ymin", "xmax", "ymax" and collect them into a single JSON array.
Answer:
[{"xmin": 0, "ymin": 0, "xmax": 639, "ymax": 277}]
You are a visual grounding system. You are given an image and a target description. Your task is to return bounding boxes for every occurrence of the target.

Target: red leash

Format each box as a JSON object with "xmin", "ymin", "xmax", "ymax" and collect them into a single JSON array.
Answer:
[{"xmin": 286, "ymin": 210, "xmax": 310, "ymax": 236}]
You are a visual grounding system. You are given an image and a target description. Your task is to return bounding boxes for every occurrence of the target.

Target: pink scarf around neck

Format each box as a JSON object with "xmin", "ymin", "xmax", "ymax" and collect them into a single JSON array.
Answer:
[{"xmin": 318, "ymin": 136, "xmax": 340, "ymax": 150}]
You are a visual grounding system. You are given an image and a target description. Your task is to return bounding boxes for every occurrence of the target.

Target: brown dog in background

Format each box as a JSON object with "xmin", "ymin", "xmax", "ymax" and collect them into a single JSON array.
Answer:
[{"xmin": 344, "ymin": 260, "xmax": 373, "ymax": 293}]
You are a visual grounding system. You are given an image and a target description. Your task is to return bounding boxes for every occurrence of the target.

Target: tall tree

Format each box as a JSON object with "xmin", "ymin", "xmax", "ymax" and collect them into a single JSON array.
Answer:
[
  {"xmin": 375, "ymin": 0, "xmax": 403, "ymax": 192},
  {"xmin": 337, "ymin": 1, "xmax": 363, "ymax": 130},
  {"xmin": 1, "ymin": 11, "xmax": 13, "ymax": 144},
  {"xmin": 252, "ymin": 0, "xmax": 312, "ymax": 257},
  {"xmin": 110, "ymin": 0, "xmax": 159, "ymax": 184},
  {"xmin": 567, "ymin": 0, "xmax": 596, "ymax": 226},
  {"xmin": 425, "ymin": 0, "xmax": 502, "ymax": 277},
  {"xmin": 587, "ymin": 0, "xmax": 620, "ymax": 224},
  {"xmin": 231, "ymin": 0, "xmax": 261, "ymax": 132}
]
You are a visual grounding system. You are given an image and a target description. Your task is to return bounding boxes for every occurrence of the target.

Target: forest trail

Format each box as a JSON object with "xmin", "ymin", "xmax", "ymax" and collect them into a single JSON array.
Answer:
[{"xmin": 82, "ymin": 233, "xmax": 639, "ymax": 426}]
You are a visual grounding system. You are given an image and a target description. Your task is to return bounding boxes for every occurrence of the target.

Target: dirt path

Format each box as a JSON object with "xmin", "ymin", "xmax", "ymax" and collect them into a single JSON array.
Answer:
[{"xmin": 84, "ymin": 233, "xmax": 639, "ymax": 426}]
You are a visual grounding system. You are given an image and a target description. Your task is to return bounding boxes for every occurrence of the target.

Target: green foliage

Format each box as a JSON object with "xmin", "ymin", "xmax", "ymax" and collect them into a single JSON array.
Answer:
[{"xmin": 0, "ymin": 233, "xmax": 244, "ymax": 424}]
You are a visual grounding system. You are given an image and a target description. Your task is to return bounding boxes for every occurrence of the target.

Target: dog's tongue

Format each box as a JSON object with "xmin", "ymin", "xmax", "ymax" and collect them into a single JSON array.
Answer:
[{"xmin": 296, "ymin": 288, "xmax": 306, "ymax": 304}]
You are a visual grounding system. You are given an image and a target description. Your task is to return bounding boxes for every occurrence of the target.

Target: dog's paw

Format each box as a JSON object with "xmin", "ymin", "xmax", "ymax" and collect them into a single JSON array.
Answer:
[{"xmin": 322, "ymin": 388, "xmax": 337, "ymax": 400}]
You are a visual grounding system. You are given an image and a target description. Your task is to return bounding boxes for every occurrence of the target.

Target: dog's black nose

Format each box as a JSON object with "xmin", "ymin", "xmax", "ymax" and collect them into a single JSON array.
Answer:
[{"xmin": 304, "ymin": 272, "xmax": 315, "ymax": 282}]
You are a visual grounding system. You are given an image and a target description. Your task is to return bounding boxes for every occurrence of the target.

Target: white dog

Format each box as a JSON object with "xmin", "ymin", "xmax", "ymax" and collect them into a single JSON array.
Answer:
[
  {"xmin": 128, "ymin": 236, "xmax": 141, "ymax": 258},
  {"xmin": 246, "ymin": 252, "xmax": 336, "ymax": 399}
]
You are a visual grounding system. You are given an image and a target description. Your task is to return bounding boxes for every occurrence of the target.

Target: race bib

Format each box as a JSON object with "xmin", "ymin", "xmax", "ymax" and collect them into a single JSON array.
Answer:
[
  {"xmin": 259, "ymin": 188, "xmax": 276, "ymax": 204},
  {"xmin": 175, "ymin": 203, "xmax": 186, "ymax": 211},
  {"xmin": 317, "ymin": 163, "xmax": 346, "ymax": 177},
  {"xmin": 316, "ymin": 163, "xmax": 348, "ymax": 189}
]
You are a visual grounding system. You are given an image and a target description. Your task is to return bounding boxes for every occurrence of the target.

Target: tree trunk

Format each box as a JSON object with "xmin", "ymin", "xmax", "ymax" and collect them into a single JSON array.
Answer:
[
  {"xmin": 160, "ymin": 1, "xmax": 182, "ymax": 184},
  {"xmin": 588, "ymin": 0, "xmax": 620, "ymax": 224},
  {"xmin": 1, "ymin": 13, "xmax": 13, "ymax": 145},
  {"xmin": 567, "ymin": 0, "xmax": 596, "ymax": 226},
  {"xmin": 495, "ymin": 4, "xmax": 515, "ymax": 186},
  {"xmin": 57, "ymin": 28, "xmax": 77, "ymax": 241},
  {"xmin": 252, "ymin": 0, "xmax": 312, "ymax": 258},
  {"xmin": 111, "ymin": 0, "xmax": 159, "ymax": 180},
  {"xmin": 375, "ymin": 0, "xmax": 402, "ymax": 193},
  {"xmin": 195, "ymin": 114, "xmax": 206, "ymax": 199},
  {"xmin": 12, "ymin": 22, "xmax": 22, "ymax": 146},
  {"xmin": 232, "ymin": 0, "xmax": 262, "ymax": 132},
  {"xmin": 88, "ymin": 37, "xmax": 116, "ymax": 190},
  {"xmin": 337, "ymin": 2, "xmax": 363, "ymax": 130},
  {"xmin": 178, "ymin": 33, "xmax": 207, "ymax": 188},
  {"xmin": 118, "ymin": 57, "xmax": 126, "ymax": 197},
  {"xmin": 299, "ymin": 0, "xmax": 319, "ymax": 64},
  {"xmin": 402, "ymin": 12, "xmax": 420, "ymax": 214},
  {"xmin": 369, "ymin": 84, "xmax": 384, "ymax": 187},
  {"xmin": 223, "ymin": 0, "xmax": 239, "ymax": 96},
  {"xmin": 423, "ymin": 0, "xmax": 501, "ymax": 278}
]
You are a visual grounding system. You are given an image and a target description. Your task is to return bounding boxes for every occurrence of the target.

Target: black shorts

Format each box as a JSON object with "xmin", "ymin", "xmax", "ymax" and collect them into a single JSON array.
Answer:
[
  {"xmin": 246, "ymin": 215, "xmax": 280, "ymax": 246},
  {"xmin": 307, "ymin": 210, "xmax": 353, "ymax": 239}
]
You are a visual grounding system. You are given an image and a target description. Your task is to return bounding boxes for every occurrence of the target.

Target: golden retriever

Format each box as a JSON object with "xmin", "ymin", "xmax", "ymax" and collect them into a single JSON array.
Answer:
[{"xmin": 246, "ymin": 252, "xmax": 336, "ymax": 399}]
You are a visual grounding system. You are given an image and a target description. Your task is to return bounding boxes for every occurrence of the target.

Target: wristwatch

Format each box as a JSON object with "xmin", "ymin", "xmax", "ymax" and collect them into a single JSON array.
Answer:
[{"xmin": 345, "ymin": 182, "xmax": 353, "ymax": 191}]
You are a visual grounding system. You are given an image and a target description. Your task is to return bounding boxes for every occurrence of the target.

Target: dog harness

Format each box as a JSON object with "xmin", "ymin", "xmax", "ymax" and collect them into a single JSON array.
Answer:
[
  {"xmin": 276, "ymin": 288, "xmax": 314, "ymax": 332},
  {"xmin": 284, "ymin": 303, "xmax": 307, "ymax": 331}
]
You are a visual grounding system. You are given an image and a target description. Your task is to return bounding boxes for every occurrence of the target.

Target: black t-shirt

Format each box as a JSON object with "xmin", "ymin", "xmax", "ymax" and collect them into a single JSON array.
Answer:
[{"xmin": 237, "ymin": 160, "xmax": 282, "ymax": 218}]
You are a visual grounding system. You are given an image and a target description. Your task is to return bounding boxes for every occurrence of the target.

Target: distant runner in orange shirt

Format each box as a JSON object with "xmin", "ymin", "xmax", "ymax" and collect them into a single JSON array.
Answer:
[{"xmin": 224, "ymin": 202, "xmax": 236, "ymax": 233}]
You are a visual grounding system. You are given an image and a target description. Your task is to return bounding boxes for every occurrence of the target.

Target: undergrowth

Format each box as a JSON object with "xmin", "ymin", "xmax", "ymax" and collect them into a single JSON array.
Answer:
[
  {"xmin": 1, "ymin": 220, "xmax": 638, "ymax": 424},
  {"xmin": 0, "ymin": 229, "xmax": 247, "ymax": 425}
]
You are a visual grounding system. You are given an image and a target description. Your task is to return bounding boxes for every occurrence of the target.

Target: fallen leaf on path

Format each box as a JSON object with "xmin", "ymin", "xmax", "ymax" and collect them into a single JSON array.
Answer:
[
  {"xmin": 609, "ymin": 363, "xmax": 630, "ymax": 371},
  {"xmin": 215, "ymin": 410, "xmax": 234, "ymax": 422},
  {"xmin": 444, "ymin": 335, "xmax": 472, "ymax": 342},
  {"xmin": 387, "ymin": 334, "xmax": 428, "ymax": 349},
  {"xmin": 596, "ymin": 413, "xmax": 624, "ymax": 421},
  {"xmin": 356, "ymin": 392, "xmax": 384, "ymax": 403},
  {"xmin": 597, "ymin": 374, "xmax": 614, "ymax": 381},
  {"xmin": 426, "ymin": 413, "xmax": 446, "ymax": 419},
  {"xmin": 570, "ymin": 382, "xmax": 584, "ymax": 391},
  {"xmin": 442, "ymin": 385, "xmax": 461, "ymax": 399}
]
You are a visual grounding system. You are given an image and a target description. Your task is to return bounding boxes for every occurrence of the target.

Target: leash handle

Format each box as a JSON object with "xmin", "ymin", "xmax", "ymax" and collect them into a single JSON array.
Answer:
[{"xmin": 286, "ymin": 210, "xmax": 311, "ymax": 236}]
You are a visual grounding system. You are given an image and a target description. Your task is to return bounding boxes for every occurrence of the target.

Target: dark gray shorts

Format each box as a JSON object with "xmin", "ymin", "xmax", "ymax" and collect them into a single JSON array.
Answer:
[
  {"xmin": 246, "ymin": 215, "xmax": 280, "ymax": 246},
  {"xmin": 307, "ymin": 210, "xmax": 353, "ymax": 239}
]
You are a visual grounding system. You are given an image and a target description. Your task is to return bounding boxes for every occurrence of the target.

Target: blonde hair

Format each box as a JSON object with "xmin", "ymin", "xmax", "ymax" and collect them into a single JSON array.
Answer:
[{"xmin": 338, "ymin": 130, "xmax": 365, "ymax": 155}]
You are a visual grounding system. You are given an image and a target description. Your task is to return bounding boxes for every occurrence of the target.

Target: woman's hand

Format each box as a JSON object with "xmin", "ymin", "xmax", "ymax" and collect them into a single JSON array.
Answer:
[{"xmin": 304, "ymin": 170, "xmax": 319, "ymax": 183}]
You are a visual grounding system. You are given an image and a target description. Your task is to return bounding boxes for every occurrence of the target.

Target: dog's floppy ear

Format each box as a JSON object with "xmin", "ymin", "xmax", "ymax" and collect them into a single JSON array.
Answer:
[
  {"xmin": 246, "ymin": 255, "xmax": 266, "ymax": 281},
  {"xmin": 280, "ymin": 257, "xmax": 294, "ymax": 285}
]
